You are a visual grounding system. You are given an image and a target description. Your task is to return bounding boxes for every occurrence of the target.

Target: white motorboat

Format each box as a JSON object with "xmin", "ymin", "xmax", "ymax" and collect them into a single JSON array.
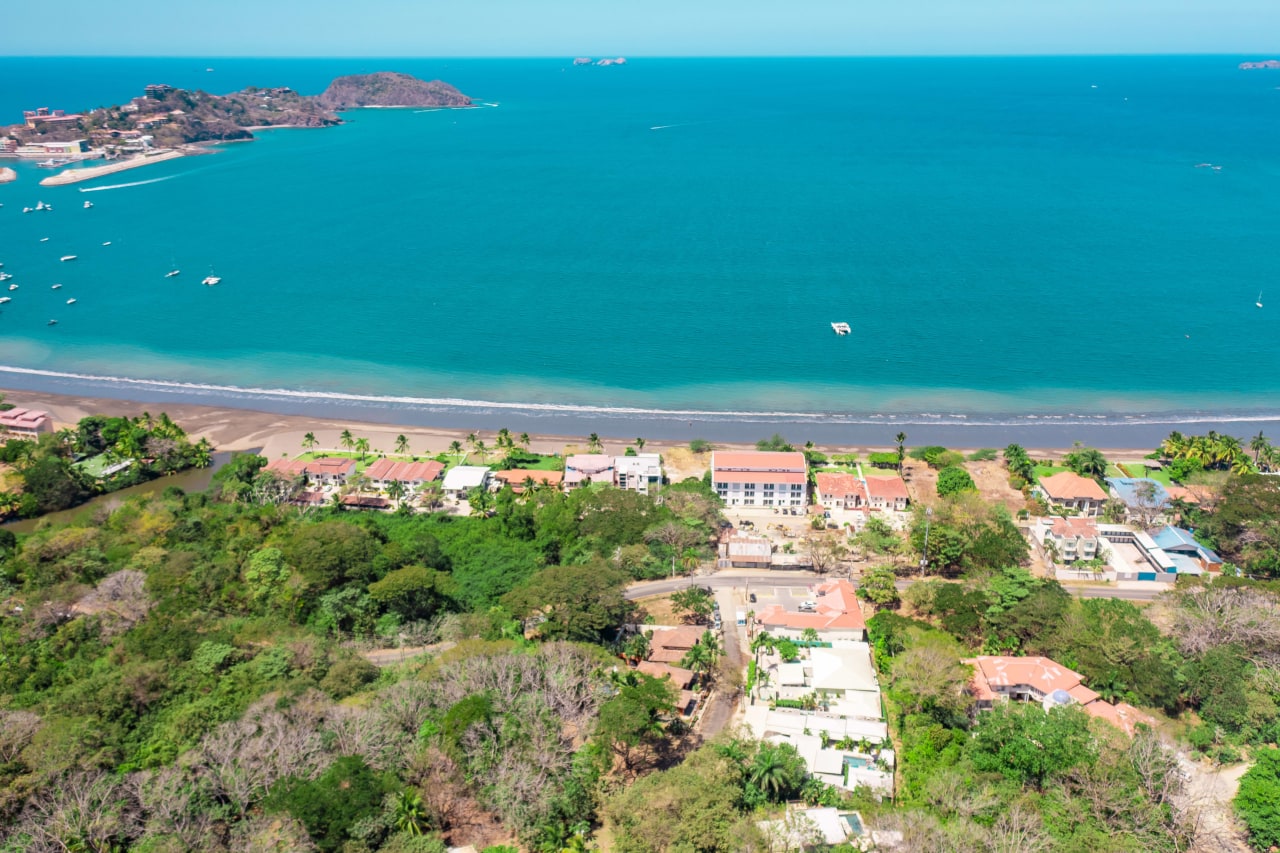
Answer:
[
  {"xmin": 0, "ymin": 297, "xmax": 11, "ymax": 304},
  {"xmin": 831, "ymin": 322, "xmax": 852, "ymax": 336},
  {"xmin": 47, "ymin": 319, "xmax": 57, "ymax": 326},
  {"xmin": 51, "ymin": 284, "xmax": 62, "ymax": 290},
  {"xmin": 39, "ymin": 238, "xmax": 49, "ymax": 242},
  {"xmin": 165, "ymin": 269, "xmax": 181, "ymax": 278},
  {"xmin": 84, "ymin": 200, "xmax": 94, "ymax": 209},
  {"xmin": 202, "ymin": 275, "xmax": 221, "ymax": 286},
  {"xmin": 102, "ymin": 241, "xmax": 111, "ymax": 246},
  {"xmin": 66, "ymin": 298, "xmax": 77, "ymax": 305},
  {"xmin": 60, "ymin": 255, "xmax": 77, "ymax": 262},
  {"xmin": 8, "ymin": 284, "xmax": 18, "ymax": 291}
]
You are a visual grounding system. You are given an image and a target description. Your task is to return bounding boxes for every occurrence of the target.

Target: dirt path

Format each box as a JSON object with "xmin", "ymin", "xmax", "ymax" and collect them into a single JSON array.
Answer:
[
  {"xmin": 1178, "ymin": 753, "xmax": 1249, "ymax": 851},
  {"xmin": 694, "ymin": 588, "xmax": 747, "ymax": 739},
  {"xmin": 360, "ymin": 641, "xmax": 454, "ymax": 667}
]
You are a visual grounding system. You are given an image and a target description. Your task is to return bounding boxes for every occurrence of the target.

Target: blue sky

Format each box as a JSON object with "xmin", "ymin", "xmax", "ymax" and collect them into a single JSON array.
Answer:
[{"xmin": 3, "ymin": 0, "xmax": 1276, "ymax": 56}]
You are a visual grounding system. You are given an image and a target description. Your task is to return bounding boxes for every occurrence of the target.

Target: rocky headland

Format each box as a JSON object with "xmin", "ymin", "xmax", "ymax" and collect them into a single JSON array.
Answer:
[
  {"xmin": 315, "ymin": 72, "xmax": 471, "ymax": 109},
  {"xmin": 1, "ymin": 72, "xmax": 471, "ymax": 151}
]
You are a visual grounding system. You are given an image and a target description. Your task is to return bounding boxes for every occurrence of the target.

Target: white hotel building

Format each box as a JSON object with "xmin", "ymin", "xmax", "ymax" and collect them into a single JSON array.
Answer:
[{"xmin": 711, "ymin": 450, "xmax": 808, "ymax": 508}]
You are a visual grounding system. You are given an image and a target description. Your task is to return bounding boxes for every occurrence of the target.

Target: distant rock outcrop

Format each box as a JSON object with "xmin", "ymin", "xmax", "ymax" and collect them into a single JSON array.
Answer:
[
  {"xmin": 315, "ymin": 72, "xmax": 472, "ymax": 109},
  {"xmin": 1239, "ymin": 60, "xmax": 1280, "ymax": 69}
]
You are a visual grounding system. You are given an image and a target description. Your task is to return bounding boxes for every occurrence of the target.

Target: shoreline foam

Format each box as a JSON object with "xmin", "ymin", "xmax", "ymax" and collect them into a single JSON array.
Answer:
[{"xmin": 3, "ymin": 367, "xmax": 1280, "ymax": 452}]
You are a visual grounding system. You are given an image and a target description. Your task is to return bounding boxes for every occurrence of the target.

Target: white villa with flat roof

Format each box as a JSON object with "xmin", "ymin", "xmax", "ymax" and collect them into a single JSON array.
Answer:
[
  {"xmin": 614, "ymin": 453, "xmax": 662, "ymax": 494},
  {"xmin": 442, "ymin": 466, "xmax": 491, "ymax": 499}
]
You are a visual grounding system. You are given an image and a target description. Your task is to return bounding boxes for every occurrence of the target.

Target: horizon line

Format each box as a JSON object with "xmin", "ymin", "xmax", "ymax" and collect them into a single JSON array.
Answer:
[{"xmin": 0, "ymin": 51, "xmax": 1273, "ymax": 60}]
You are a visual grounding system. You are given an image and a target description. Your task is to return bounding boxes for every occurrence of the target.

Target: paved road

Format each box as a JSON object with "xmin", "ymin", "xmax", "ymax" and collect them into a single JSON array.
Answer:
[{"xmin": 626, "ymin": 571, "xmax": 1165, "ymax": 602}]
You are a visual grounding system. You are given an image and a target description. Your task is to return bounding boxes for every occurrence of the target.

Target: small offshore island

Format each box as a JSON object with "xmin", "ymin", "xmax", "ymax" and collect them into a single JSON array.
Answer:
[{"xmin": 1, "ymin": 72, "xmax": 471, "ymax": 185}]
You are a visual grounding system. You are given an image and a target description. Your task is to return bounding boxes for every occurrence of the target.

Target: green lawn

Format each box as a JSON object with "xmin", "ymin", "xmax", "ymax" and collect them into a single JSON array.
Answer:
[
  {"xmin": 1116, "ymin": 462, "xmax": 1173, "ymax": 485},
  {"xmin": 1104, "ymin": 464, "xmax": 1126, "ymax": 478},
  {"xmin": 1033, "ymin": 464, "xmax": 1068, "ymax": 482},
  {"xmin": 75, "ymin": 454, "xmax": 130, "ymax": 478}
]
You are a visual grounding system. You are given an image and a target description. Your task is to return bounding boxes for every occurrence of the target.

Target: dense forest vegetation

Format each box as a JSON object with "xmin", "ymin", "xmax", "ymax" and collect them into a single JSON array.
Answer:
[{"xmin": 2, "ymin": 426, "xmax": 1280, "ymax": 851}]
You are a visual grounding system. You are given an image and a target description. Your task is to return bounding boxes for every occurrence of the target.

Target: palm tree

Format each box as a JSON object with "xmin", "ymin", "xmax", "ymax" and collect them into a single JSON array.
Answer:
[
  {"xmin": 680, "ymin": 643, "xmax": 712, "ymax": 677},
  {"xmin": 497, "ymin": 427, "xmax": 511, "ymax": 449},
  {"xmin": 339, "ymin": 429, "xmax": 354, "ymax": 452},
  {"xmin": 749, "ymin": 743, "xmax": 800, "ymax": 801},
  {"xmin": 635, "ymin": 437, "xmax": 646, "ymax": 451},
  {"xmin": 467, "ymin": 432, "xmax": 479, "ymax": 460},
  {"xmin": 354, "ymin": 437, "xmax": 371, "ymax": 460},
  {"xmin": 448, "ymin": 440, "xmax": 464, "ymax": 463},
  {"xmin": 302, "ymin": 432, "xmax": 317, "ymax": 453},
  {"xmin": 520, "ymin": 432, "xmax": 531, "ymax": 450},
  {"xmin": 395, "ymin": 434, "xmax": 410, "ymax": 455},
  {"xmin": 622, "ymin": 632, "xmax": 651, "ymax": 663},
  {"xmin": 193, "ymin": 437, "xmax": 213, "ymax": 468},
  {"xmin": 393, "ymin": 790, "xmax": 429, "ymax": 836},
  {"xmin": 698, "ymin": 630, "xmax": 722, "ymax": 667},
  {"xmin": 386, "ymin": 479, "xmax": 406, "ymax": 504},
  {"xmin": 587, "ymin": 432, "xmax": 602, "ymax": 453},
  {"xmin": 895, "ymin": 432, "xmax": 907, "ymax": 471},
  {"xmin": 474, "ymin": 439, "xmax": 489, "ymax": 465}
]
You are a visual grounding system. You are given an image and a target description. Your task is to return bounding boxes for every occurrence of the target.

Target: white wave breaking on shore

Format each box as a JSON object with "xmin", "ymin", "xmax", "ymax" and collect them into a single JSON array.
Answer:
[{"xmin": 1, "ymin": 363, "xmax": 1278, "ymax": 428}]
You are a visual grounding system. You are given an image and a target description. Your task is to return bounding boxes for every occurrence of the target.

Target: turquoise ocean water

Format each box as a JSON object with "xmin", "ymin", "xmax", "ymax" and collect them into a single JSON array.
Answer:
[{"xmin": 0, "ymin": 57, "xmax": 1278, "ymax": 430}]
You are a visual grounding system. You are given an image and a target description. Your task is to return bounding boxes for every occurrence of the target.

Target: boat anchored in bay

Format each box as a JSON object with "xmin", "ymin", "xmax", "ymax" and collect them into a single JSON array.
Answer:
[{"xmin": 831, "ymin": 322, "xmax": 852, "ymax": 336}]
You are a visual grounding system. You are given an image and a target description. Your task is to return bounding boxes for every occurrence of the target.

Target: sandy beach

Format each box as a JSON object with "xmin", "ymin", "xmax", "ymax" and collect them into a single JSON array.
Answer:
[
  {"xmin": 38, "ymin": 149, "xmax": 184, "ymax": 186},
  {"xmin": 0, "ymin": 385, "xmax": 1173, "ymax": 463}
]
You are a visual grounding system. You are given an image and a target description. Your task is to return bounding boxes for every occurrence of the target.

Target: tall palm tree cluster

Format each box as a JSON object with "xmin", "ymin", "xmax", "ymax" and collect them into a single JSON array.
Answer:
[{"xmin": 1161, "ymin": 430, "xmax": 1265, "ymax": 474}]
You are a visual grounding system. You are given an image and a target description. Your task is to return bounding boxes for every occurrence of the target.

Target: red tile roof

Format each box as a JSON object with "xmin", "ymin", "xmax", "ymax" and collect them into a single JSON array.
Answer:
[
  {"xmin": 712, "ymin": 451, "xmax": 807, "ymax": 471},
  {"xmin": 1050, "ymin": 517, "xmax": 1098, "ymax": 537},
  {"xmin": 1040, "ymin": 471, "xmax": 1107, "ymax": 502},
  {"xmin": 756, "ymin": 579, "xmax": 867, "ymax": 633},
  {"xmin": 265, "ymin": 458, "xmax": 309, "ymax": 477},
  {"xmin": 635, "ymin": 661, "xmax": 695, "ymax": 689},
  {"xmin": 815, "ymin": 472, "xmax": 865, "ymax": 500},
  {"xmin": 968, "ymin": 655, "xmax": 1156, "ymax": 736},
  {"xmin": 365, "ymin": 458, "xmax": 444, "ymax": 482},
  {"xmin": 0, "ymin": 407, "xmax": 51, "ymax": 430},
  {"xmin": 306, "ymin": 456, "xmax": 355, "ymax": 476},
  {"xmin": 864, "ymin": 476, "xmax": 909, "ymax": 500}
]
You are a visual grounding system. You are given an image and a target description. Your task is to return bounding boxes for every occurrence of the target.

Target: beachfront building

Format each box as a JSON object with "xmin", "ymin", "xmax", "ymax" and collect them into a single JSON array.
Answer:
[
  {"xmin": 0, "ymin": 407, "xmax": 53, "ymax": 441},
  {"xmin": 563, "ymin": 454, "xmax": 615, "ymax": 492},
  {"xmin": 865, "ymin": 476, "xmax": 910, "ymax": 511},
  {"xmin": 23, "ymin": 107, "xmax": 83, "ymax": 129},
  {"xmin": 614, "ymin": 453, "xmax": 663, "ymax": 495},
  {"xmin": 711, "ymin": 450, "xmax": 807, "ymax": 508},
  {"xmin": 814, "ymin": 472, "xmax": 866, "ymax": 510},
  {"xmin": 755, "ymin": 579, "xmax": 867, "ymax": 641},
  {"xmin": 264, "ymin": 456, "xmax": 355, "ymax": 486},
  {"xmin": 1037, "ymin": 471, "xmax": 1108, "ymax": 517},
  {"xmin": 1105, "ymin": 477, "xmax": 1199, "ymax": 526},
  {"xmin": 967, "ymin": 655, "xmax": 1154, "ymax": 735},
  {"xmin": 364, "ymin": 458, "xmax": 444, "ymax": 493},
  {"xmin": 491, "ymin": 469, "xmax": 564, "ymax": 493},
  {"xmin": 1042, "ymin": 516, "xmax": 1101, "ymax": 563},
  {"xmin": 442, "ymin": 466, "xmax": 491, "ymax": 500}
]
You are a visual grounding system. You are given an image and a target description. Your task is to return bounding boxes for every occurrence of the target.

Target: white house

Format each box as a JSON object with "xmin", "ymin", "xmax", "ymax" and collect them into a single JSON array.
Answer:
[
  {"xmin": 614, "ymin": 453, "xmax": 663, "ymax": 494},
  {"xmin": 711, "ymin": 450, "xmax": 807, "ymax": 508},
  {"xmin": 442, "ymin": 466, "xmax": 491, "ymax": 499}
]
